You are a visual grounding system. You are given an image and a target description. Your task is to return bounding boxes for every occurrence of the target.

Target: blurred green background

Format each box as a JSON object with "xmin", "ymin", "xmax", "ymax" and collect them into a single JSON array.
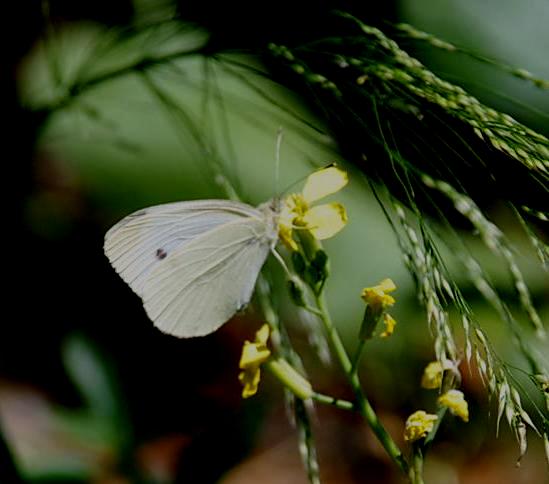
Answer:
[{"xmin": 5, "ymin": 0, "xmax": 548, "ymax": 482}]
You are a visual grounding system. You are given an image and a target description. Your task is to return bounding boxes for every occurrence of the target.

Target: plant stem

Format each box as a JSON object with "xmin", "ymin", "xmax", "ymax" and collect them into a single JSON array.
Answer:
[
  {"xmin": 423, "ymin": 407, "xmax": 447, "ymax": 447},
  {"xmin": 312, "ymin": 392, "xmax": 355, "ymax": 411},
  {"xmin": 350, "ymin": 338, "xmax": 367, "ymax": 376},
  {"xmin": 256, "ymin": 276, "xmax": 321, "ymax": 484},
  {"xmin": 314, "ymin": 293, "xmax": 409, "ymax": 475},
  {"xmin": 410, "ymin": 445, "xmax": 425, "ymax": 484}
]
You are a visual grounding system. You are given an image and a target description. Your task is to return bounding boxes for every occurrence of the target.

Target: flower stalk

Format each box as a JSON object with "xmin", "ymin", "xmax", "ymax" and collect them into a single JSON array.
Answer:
[{"xmin": 314, "ymin": 293, "xmax": 409, "ymax": 475}]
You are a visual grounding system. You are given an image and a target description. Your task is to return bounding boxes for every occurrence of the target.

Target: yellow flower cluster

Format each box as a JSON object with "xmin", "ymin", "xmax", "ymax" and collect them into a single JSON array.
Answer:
[
  {"xmin": 278, "ymin": 166, "xmax": 348, "ymax": 250},
  {"xmin": 420, "ymin": 362, "xmax": 469, "ymax": 421},
  {"xmin": 404, "ymin": 411, "xmax": 438, "ymax": 443},
  {"xmin": 238, "ymin": 325, "xmax": 315, "ymax": 400},
  {"xmin": 238, "ymin": 324, "xmax": 271, "ymax": 398},
  {"xmin": 438, "ymin": 389, "xmax": 469, "ymax": 422},
  {"xmin": 361, "ymin": 278, "xmax": 397, "ymax": 311},
  {"xmin": 380, "ymin": 313, "xmax": 396, "ymax": 338},
  {"xmin": 421, "ymin": 361, "xmax": 444, "ymax": 389},
  {"xmin": 360, "ymin": 278, "xmax": 398, "ymax": 338},
  {"xmin": 404, "ymin": 362, "xmax": 469, "ymax": 442},
  {"xmin": 238, "ymin": 167, "xmax": 350, "ymax": 400}
]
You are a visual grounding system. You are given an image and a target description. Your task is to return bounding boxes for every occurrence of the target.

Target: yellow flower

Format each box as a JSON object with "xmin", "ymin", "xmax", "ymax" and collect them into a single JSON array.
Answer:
[
  {"xmin": 279, "ymin": 166, "xmax": 348, "ymax": 250},
  {"xmin": 380, "ymin": 313, "xmax": 396, "ymax": 338},
  {"xmin": 404, "ymin": 410, "xmax": 438, "ymax": 443},
  {"xmin": 361, "ymin": 278, "xmax": 397, "ymax": 310},
  {"xmin": 278, "ymin": 223, "xmax": 298, "ymax": 251},
  {"xmin": 359, "ymin": 278, "xmax": 398, "ymax": 340},
  {"xmin": 438, "ymin": 389, "xmax": 469, "ymax": 422},
  {"xmin": 238, "ymin": 324, "xmax": 271, "ymax": 398},
  {"xmin": 421, "ymin": 361, "xmax": 444, "ymax": 389}
]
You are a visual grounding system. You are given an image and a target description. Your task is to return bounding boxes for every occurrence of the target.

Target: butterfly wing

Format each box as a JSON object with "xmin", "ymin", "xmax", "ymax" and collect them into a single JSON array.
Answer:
[
  {"xmin": 141, "ymin": 216, "xmax": 275, "ymax": 337},
  {"xmin": 104, "ymin": 200, "xmax": 260, "ymax": 296}
]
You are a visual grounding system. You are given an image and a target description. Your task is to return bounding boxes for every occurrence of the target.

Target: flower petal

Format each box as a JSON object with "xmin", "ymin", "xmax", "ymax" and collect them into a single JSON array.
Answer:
[
  {"xmin": 438, "ymin": 389, "xmax": 469, "ymax": 422},
  {"xmin": 378, "ymin": 278, "xmax": 396, "ymax": 293},
  {"xmin": 380, "ymin": 313, "xmax": 396, "ymax": 338},
  {"xmin": 239, "ymin": 342, "xmax": 271, "ymax": 368},
  {"xmin": 239, "ymin": 367, "xmax": 262, "ymax": 398},
  {"xmin": 238, "ymin": 325, "xmax": 271, "ymax": 399},
  {"xmin": 302, "ymin": 202, "xmax": 348, "ymax": 240},
  {"xmin": 421, "ymin": 361, "xmax": 444, "ymax": 389},
  {"xmin": 255, "ymin": 324, "xmax": 270, "ymax": 346},
  {"xmin": 279, "ymin": 224, "xmax": 298, "ymax": 251},
  {"xmin": 361, "ymin": 288, "xmax": 395, "ymax": 309},
  {"xmin": 302, "ymin": 167, "xmax": 348, "ymax": 203},
  {"xmin": 404, "ymin": 410, "xmax": 438, "ymax": 442}
]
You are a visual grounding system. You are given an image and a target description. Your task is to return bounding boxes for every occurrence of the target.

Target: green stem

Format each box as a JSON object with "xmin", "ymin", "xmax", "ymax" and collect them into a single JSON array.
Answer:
[
  {"xmin": 301, "ymin": 305, "xmax": 323, "ymax": 317},
  {"xmin": 312, "ymin": 392, "xmax": 355, "ymax": 411},
  {"xmin": 267, "ymin": 359, "xmax": 313, "ymax": 400},
  {"xmin": 410, "ymin": 445, "xmax": 425, "ymax": 484},
  {"xmin": 256, "ymin": 277, "xmax": 321, "ymax": 484},
  {"xmin": 314, "ymin": 293, "xmax": 409, "ymax": 475},
  {"xmin": 423, "ymin": 406, "xmax": 447, "ymax": 447},
  {"xmin": 350, "ymin": 338, "xmax": 367, "ymax": 376}
]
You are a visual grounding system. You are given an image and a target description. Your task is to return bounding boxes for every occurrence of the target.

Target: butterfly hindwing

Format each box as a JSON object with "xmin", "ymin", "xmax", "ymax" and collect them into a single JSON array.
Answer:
[{"xmin": 141, "ymin": 216, "xmax": 274, "ymax": 337}]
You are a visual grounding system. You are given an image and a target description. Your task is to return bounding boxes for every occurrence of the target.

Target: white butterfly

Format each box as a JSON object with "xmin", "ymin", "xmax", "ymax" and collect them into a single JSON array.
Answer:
[{"xmin": 104, "ymin": 199, "xmax": 281, "ymax": 337}]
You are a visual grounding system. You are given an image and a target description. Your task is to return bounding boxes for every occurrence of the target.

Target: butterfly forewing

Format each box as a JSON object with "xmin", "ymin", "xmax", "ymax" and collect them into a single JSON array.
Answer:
[
  {"xmin": 104, "ymin": 200, "xmax": 261, "ymax": 296},
  {"xmin": 141, "ymin": 216, "xmax": 275, "ymax": 337}
]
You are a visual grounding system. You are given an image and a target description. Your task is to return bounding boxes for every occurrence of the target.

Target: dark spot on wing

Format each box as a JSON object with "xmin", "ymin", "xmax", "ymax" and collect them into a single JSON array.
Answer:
[{"xmin": 156, "ymin": 248, "xmax": 167, "ymax": 260}]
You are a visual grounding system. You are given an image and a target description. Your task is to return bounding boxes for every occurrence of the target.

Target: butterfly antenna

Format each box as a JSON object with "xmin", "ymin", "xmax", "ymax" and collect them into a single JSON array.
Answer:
[{"xmin": 275, "ymin": 127, "xmax": 284, "ymax": 197}]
